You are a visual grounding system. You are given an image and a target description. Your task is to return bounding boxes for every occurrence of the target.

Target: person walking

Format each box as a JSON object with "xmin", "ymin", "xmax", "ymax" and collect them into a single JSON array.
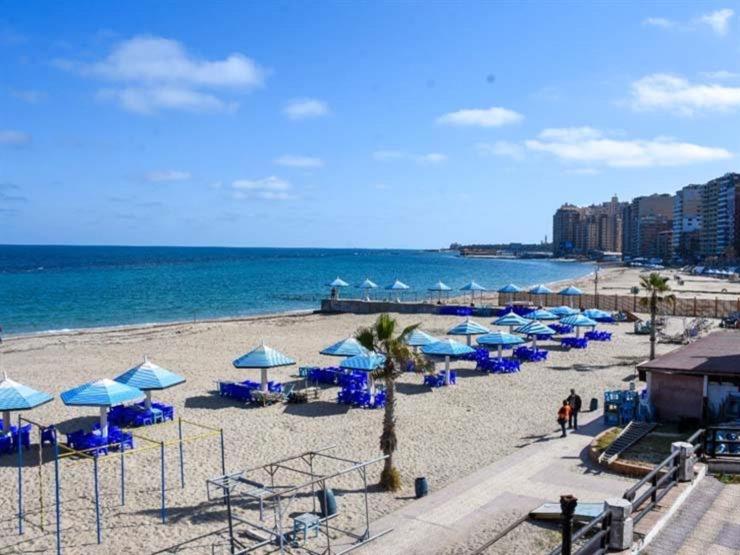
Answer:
[
  {"xmin": 557, "ymin": 400, "xmax": 571, "ymax": 438},
  {"xmin": 567, "ymin": 389, "xmax": 582, "ymax": 430}
]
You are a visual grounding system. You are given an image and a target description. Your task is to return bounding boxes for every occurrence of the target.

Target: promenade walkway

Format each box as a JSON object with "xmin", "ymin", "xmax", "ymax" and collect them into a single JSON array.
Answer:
[{"xmin": 356, "ymin": 411, "xmax": 636, "ymax": 554}]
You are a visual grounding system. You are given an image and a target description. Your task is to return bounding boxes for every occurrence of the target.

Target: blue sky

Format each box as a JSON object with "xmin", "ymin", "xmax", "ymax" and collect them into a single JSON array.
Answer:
[{"xmin": 2, "ymin": 1, "xmax": 740, "ymax": 248}]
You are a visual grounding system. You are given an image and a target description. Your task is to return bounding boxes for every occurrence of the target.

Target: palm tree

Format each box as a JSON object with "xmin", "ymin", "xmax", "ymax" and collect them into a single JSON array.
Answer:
[
  {"xmin": 638, "ymin": 273, "xmax": 676, "ymax": 360},
  {"xmin": 355, "ymin": 314, "xmax": 432, "ymax": 491}
]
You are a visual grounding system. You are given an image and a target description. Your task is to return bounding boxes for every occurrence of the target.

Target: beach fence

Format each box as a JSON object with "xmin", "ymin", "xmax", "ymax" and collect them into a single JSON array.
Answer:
[{"xmin": 11, "ymin": 415, "xmax": 225, "ymax": 554}]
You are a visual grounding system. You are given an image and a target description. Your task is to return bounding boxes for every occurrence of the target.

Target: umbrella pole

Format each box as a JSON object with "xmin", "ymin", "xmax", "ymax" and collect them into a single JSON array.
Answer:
[
  {"xmin": 99, "ymin": 406, "xmax": 108, "ymax": 438},
  {"xmin": 261, "ymin": 369, "xmax": 268, "ymax": 392},
  {"xmin": 532, "ymin": 336, "xmax": 538, "ymax": 351},
  {"xmin": 576, "ymin": 327, "xmax": 581, "ymax": 338},
  {"xmin": 144, "ymin": 391, "xmax": 152, "ymax": 410},
  {"xmin": 2, "ymin": 410, "xmax": 9, "ymax": 432},
  {"xmin": 466, "ymin": 335, "xmax": 471, "ymax": 346},
  {"xmin": 498, "ymin": 345, "xmax": 503, "ymax": 360},
  {"xmin": 444, "ymin": 356, "xmax": 450, "ymax": 386}
]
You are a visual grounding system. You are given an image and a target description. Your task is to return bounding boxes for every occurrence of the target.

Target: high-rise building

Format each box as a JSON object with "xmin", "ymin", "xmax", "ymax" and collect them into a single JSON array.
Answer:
[
  {"xmin": 672, "ymin": 184, "xmax": 703, "ymax": 263},
  {"xmin": 700, "ymin": 173, "xmax": 740, "ymax": 260},
  {"xmin": 622, "ymin": 194, "xmax": 674, "ymax": 260},
  {"xmin": 552, "ymin": 204, "xmax": 581, "ymax": 256},
  {"xmin": 552, "ymin": 196, "xmax": 625, "ymax": 257}
]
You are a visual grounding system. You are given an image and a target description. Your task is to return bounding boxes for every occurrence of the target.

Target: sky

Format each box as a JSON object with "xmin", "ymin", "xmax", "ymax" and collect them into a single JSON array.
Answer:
[{"xmin": 2, "ymin": 1, "xmax": 740, "ymax": 249}]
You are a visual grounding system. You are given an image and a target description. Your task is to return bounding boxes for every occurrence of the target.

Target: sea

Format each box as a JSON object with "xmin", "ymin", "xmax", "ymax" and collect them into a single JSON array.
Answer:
[{"xmin": 0, "ymin": 245, "xmax": 594, "ymax": 336}]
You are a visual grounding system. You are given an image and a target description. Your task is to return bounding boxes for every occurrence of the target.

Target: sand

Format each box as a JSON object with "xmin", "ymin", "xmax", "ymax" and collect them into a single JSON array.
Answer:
[{"xmin": 0, "ymin": 267, "xmax": 713, "ymax": 554}]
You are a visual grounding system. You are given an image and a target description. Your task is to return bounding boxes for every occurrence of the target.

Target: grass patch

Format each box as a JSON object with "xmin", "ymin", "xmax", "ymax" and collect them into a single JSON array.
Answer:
[
  {"xmin": 594, "ymin": 427, "xmax": 622, "ymax": 451},
  {"xmin": 716, "ymin": 473, "xmax": 740, "ymax": 485},
  {"xmin": 621, "ymin": 431, "xmax": 680, "ymax": 465}
]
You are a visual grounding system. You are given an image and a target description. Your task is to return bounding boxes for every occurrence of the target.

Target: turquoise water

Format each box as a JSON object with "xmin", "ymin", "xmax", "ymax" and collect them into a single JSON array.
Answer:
[{"xmin": 0, "ymin": 246, "xmax": 593, "ymax": 335}]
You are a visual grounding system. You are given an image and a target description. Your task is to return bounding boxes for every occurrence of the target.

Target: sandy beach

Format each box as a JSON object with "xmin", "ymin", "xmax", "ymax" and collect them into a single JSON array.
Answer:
[{"xmin": 0, "ymin": 266, "xmax": 722, "ymax": 554}]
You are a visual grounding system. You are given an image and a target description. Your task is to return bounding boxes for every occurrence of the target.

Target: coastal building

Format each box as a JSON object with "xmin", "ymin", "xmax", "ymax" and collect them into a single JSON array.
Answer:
[
  {"xmin": 552, "ymin": 196, "xmax": 625, "ymax": 257},
  {"xmin": 700, "ymin": 173, "xmax": 740, "ymax": 260},
  {"xmin": 672, "ymin": 184, "xmax": 703, "ymax": 263},
  {"xmin": 637, "ymin": 331, "xmax": 740, "ymax": 423},
  {"xmin": 621, "ymin": 193, "xmax": 674, "ymax": 261}
]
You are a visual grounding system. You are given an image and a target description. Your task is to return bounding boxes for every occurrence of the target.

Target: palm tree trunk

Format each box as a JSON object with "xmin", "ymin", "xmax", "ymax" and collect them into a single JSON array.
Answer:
[
  {"xmin": 649, "ymin": 294, "xmax": 656, "ymax": 360},
  {"xmin": 379, "ymin": 367, "xmax": 399, "ymax": 490}
]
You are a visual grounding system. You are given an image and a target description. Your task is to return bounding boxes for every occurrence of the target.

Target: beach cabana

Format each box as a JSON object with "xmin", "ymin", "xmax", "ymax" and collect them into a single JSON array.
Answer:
[
  {"xmin": 320, "ymin": 337, "xmax": 369, "ymax": 358},
  {"xmin": 358, "ymin": 278, "xmax": 378, "ymax": 301},
  {"xmin": 428, "ymin": 280, "xmax": 452, "ymax": 303},
  {"xmin": 421, "ymin": 339, "xmax": 474, "ymax": 385},
  {"xmin": 529, "ymin": 284, "xmax": 553, "ymax": 295},
  {"xmin": 61, "ymin": 379, "xmax": 144, "ymax": 438},
  {"xmin": 583, "ymin": 309, "xmax": 613, "ymax": 322},
  {"xmin": 385, "ymin": 279, "xmax": 410, "ymax": 302},
  {"xmin": 560, "ymin": 314, "xmax": 597, "ymax": 337},
  {"xmin": 114, "ymin": 357, "xmax": 185, "ymax": 410},
  {"xmin": 514, "ymin": 321, "xmax": 556, "ymax": 349},
  {"xmin": 523, "ymin": 308, "xmax": 558, "ymax": 321},
  {"xmin": 559, "ymin": 285, "xmax": 583, "ymax": 307},
  {"xmin": 404, "ymin": 329, "xmax": 438, "ymax": 351},
  {"xmin": 550, "ymin": 305, "xmax": 579, "ymax": 317},
  {"xmin": 447, "ymin": 318, "xmax": 490, "ymax": 346},
  {"xmin": 327, "ymin": 277, "xmax": 349, "ymax": 299},
  {"xmin": 233, "ymin": 343, "xmax": 296, "ymax": 392},
  {"xmin": 339, "ymin": 353, "xmax": 386, "ymax": 396},
  {"xmin": 0, "ymin": 374, "xmax": 53, "ymax": 432},
  {"xmin": 477, "ymin": 332, "xmax": 524, "ymax": 359},
  {"xmin": 493, "ymin": 312, "xmax": 529, "ymax": 333},
  {"xmin": 460, "ymin": 280, "xmax": 487, "ymax": 304},
  {"xmin": 498, "ymin": 283, "xmax": 522, "ymax": 306}
]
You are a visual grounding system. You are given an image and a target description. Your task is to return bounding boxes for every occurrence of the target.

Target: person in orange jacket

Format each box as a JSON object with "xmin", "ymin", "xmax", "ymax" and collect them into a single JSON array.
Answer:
[{"xmin": 557, "ymin": 400, "xmax": 572, "ymax": 437}]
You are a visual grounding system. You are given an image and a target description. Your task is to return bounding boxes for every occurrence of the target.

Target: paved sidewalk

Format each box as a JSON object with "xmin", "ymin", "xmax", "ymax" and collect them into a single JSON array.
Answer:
[
  {"xmin": 356, "ymin": 411, "xmax": 636, "ymax": 554},
  {"xmin": 646, "ymin": 476, "xmax": 740, "ymax": 554}
]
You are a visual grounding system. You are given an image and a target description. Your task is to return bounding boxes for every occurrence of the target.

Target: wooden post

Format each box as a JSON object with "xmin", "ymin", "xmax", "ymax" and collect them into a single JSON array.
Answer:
[
  {"xmin": 614, "ymin": 294, "xmax": 618, "ymax": 311},
  {"xmin": 693, "ymin": 297, "xmax": 697, "ymax": 317},
  {"xmin": 715, "ymin": 297, "xmax": 718, "ymax": 319},
  {"xmin": 560, "ymin": 494, "xmax": 578, "ymax": 555}
]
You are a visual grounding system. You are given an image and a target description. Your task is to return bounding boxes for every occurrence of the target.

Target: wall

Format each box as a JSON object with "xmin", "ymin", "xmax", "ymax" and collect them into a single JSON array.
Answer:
[
  {"xmin": 649, "ymin": 372, "xmax": 703, "ymax": 421},
  {"xmin": 707, "ymin": 380, "xmax": 740, "ymax": 420}
]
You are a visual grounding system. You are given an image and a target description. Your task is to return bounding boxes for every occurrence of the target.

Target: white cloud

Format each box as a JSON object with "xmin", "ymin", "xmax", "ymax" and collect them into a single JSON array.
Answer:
[
  {"xmin": 475, "ymin": 141, "xmax": 525, "ymax": 160},
  {"xmin": 283, "ymin": 98, "xmax": 329, "ymax": 119},
  {"xmin": 698, "ymin": 9, "xmax": 734, "ymax": 36},
  {"xmin": 372, "ymin": 150, "xmax": 447, "ymax": 164},
  {"xmin": 0, "ymin": 130, "xmax": 31, "ymax": 146},
  {"xmin": 145, "ymin": 169, "xmax": 191, "ymax": 182},
  {"xmin": 274, "ymin": 155, "xmax": 324, "ymax": 168},
  {"xmin": 59, "ymin": 36, "xmax": 263, "ymax": 114},
  {"xmin": 525, "ymin": 127, "xmax": 732, "ymax": 167},
  {"xmin": 631, "ymin": 73, "xmax": 740, "ymax": 114},
  {"xmin": 231, "ymin": 176, "xmax": 295, "ymax": 200},
  {"xmin": 642, "ymin": 17, "xmax": 675, "ymax": 28},
  {"xmin": 436, "ymin": 106, "xmax": 523, "ymax": 127}
]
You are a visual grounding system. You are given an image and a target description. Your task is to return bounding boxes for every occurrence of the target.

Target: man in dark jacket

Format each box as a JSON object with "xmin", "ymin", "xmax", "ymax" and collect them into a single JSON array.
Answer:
[{"xmin": 567, "ymin": 389, "xmax": 582, "ymax": 430}]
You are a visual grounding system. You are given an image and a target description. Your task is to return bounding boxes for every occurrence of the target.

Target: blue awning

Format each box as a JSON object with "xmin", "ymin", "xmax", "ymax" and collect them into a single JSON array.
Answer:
[
  {"xmin": 583, "ymin": 309, "xmax": 612, "ymax": 321},
  {"xmin": 515, "ymin": 321, "xmax": 556, "ymax": 336},
  {"xmin": 559, "ymin": 286, "xmax": 584, "ymax": 296},
  {"xmin": 233, "ymin": 343, "xmax": 296, "ymax": 368},
  {"xmin": 327, "ymin": 277, "xmax": 349, "ymax": 287},
  {"xmin": 61, "ymin": 379, "xmax": 144, "ymax": 407},
  {"xmin": 460, "ymin": 280, "xmax": 486, "ymax": 291},
  {"xmin": 529, "ymin": 284, "xmax": 554, "ymax": 295},
  {"xmin": 320, "ymin": 337, "xmax": 369, "ymax": 357},
  {"xmin": 493, "ymin": 313, "xmax": 529, "ymax": 327},
  {"xmin": 428, "ymin": 280, "xmax": 452, "ymax": 291},
  {"xmin": 0, "ymin": 374, "xmax": 53, "ymax": 411},
  {"xmin": 524, "ymin": 308, "xmax": 559, "ymax": 321},
  {"xmin": 550, "ymin": 306, "xmax": 579, "ymax": 317},
  {"xmin": 405, "ymin": 329, "xmax": 438, "ymax": 347},
  {"xmin": 386, "ymin": 279, "xmax": 410, "ymax": 290},
  {"xmin": 447, "ymin": 318, "xmax": 490, "ymax": 336},
  {"xmin": 476, "ymin": 332, "xmax": 525, "ymax": 347},
  {"xmin": 421, "ymin": 338, "xmax": 475, "ymax": 357},
  {"xmin": 358, "ymin": 278, "xmax": 378, "ymax": 289},
  {"xmin": 560, "ymin": 314, "xmax": 598, "ymax": 327},
  {"xmin": 114, "ymin": 358, "xmax": 186, "ymax": 391}
]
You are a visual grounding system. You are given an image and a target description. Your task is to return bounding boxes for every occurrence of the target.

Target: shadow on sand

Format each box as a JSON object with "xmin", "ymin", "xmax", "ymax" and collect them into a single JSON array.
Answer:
[{"xmin": 283, "ymin": 401, "xmax": 350, "ymax": 418}]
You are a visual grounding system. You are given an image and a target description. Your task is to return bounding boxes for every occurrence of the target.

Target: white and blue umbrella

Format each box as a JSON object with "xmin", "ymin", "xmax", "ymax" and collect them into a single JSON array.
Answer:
[
  {"xmin": 560, "ymin": 314, "xmax": 597, "ymax": 337},
  {"xmin": 328, "ymin": 277, "xmax": 349, "ymax": 288},
  {"xmin": 0, "ymin": 374, "xmax": 53, "ymax": 432},
  {"xmin": 386, "ymin": 279, "xmax": 410, "ymax": 302},
  {"xmin": 340, "ymin": 353, "xmax": 386, "ymax": 396},
  {"xmin": 514, "ymin": 321, "xmax": 556, "ymax": 349},
  {"xmin": 524, "ymin": 308, "xmax": 559, "ymax": 321},
  {"xmin": 583, "ymin": 309, "xmax": 612, "ymax": 322},
  {"xmin": 321, "ymin": 337, "xmax": 369, "ymax": 358},
  {"xmin": 498, "ymin": 283, "xmax": 522, "ymax": 306},
  {"xmin": 493, "ymin": 312, "xmax": 529, "ymax": 333},
  {"xmin": 460, "ymin": 280, "xmax": 487, "ymax": 303},
  {"xmin": 477, "ymin": 332, "xmax": 525, "ymax": 359},
  {"xmin": 550, "ymin": 305, "xmax": 579, "ymax": 317},
  {"xmin": 115, "ymin": 357, "xmax": 185, "ymax": 409},
  {"xmin": 428, "ymin": 280, "xmax": 452, "ymax": 302},
  {"xmin": 233, "ymin": 342, "xmax": 296, "ymax": 392},
  {"xmin": 405, "ymin": 329, "xmax": 438, "ymax": 348},
  {"xmin": 559, "ymin": 285, "xmax": 583, "ymax": 296},
  {"xmin": 61, "ymin": 379, "xmax": 145, "ymax": 437},
  {"xmin": 447, "ymin": 318, "xmax": 490, "ymax": 345},
  {"xmin": 422, "ymin": 339, "xmax": 475, "ymax": 385},
  {"xmin": 529, "ymin": 284, "xmax": 553, "ymax": 295},
  {"xmin": 358, "ymin": 278, "xmax": 378, "ymax": 300}
]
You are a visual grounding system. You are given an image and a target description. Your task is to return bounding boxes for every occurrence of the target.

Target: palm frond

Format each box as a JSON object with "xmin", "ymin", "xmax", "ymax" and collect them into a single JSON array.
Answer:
[
  {"xmin": 376, "ymin": 313, "xmax": 396, "ymax": 342},
  {"xmin": 355, "ymin": 327, "xmax": 376, "ymax": 352},
  {"xmin": 399, "ymin": 323, "xmax": 420, "ymax": 341}
]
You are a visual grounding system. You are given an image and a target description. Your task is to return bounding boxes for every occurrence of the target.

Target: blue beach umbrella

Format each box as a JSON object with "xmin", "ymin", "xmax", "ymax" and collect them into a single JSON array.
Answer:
[
  {"xmin": 514, "ymin": 321, "xmax": 556, "ymax": 349},
  {"xmin": 321, "ymin": 337, "xmax": 370, "ymax": 358},
  {"xmin": 405, "ymin": 329, "xmax": 438, "ymax": 348},
  {"xmin": 422, "ymin": 338, "xmax": 475, "ymax": 385},
  {"xmin": 460, "ymin": 280, "xmax": 487, "ymax": 304},
  {"xmin": 583, "ymin": 309, "xmax": 612, "ymax": 322},
  {"xmin": 477, "ymin": 331, "xmax": 525, "ymax": 359},
  {"xmin": 61, "ymin": 378, "xmax": 145, "ymax": 437},
  {"xmin": 498, "ymin": 283, "xmax": 523, "ymax": 307},
  {"xmin": 524, "ymin": 308, "xmax": 559, "ymax": 321},
  {"xmin": 428, "ymin": 280, "xmax": 452, "ymax": 302},
  {"xmin": 493, "ymin": 312, "xmax": 529, "ymax": 333},
  {"xmin": 447, "ymin": 318, "xmax": 490, "ymax": 345},
  {"xmin": 386, "ymin": 279, "xmax": 410, "ymax": 302},
  {"xmin": 327, "ymin": 277, "xmax": 349, "ymax": 299},
  {"xmin": 560, "ymin": 314, "xmax": 597, "ymax": 337},
  {"xmin": 339, "ymin": 353, "xmax": 386, "ymax": 371},
  {"xmin": 358, "ymin": 278, "xmax": 378, "ymax": 300},
  {"xmin": 529, "ymin": 284, "xmax": 553, "ymax": 295},
  {"xmin": 550, "ymin": 306, "xmax": 579, "ymax": 317},
  {"xmin": 0, "ymin": 373, "xmax": 53, "ymax": 431},
  {"xmin": 559, "ymin": 285, "xmax": 584, "ymax": 296},
  {"xmin": 233, "ymin": 342, "xmax": 296, "ymax": 392},
  {"xmin": 115, "ymin": 357, "xmax": 185, "ymax": 409}
]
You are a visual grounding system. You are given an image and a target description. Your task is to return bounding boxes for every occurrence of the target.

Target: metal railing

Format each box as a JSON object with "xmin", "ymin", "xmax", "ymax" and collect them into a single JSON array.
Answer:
[
  {"xmin": 548, "ymin": 496, "xmax": 612, "ymax": 555},
  {"xmin": 622, "ymin": 449, "xmax": 680, "ymax": 525}
]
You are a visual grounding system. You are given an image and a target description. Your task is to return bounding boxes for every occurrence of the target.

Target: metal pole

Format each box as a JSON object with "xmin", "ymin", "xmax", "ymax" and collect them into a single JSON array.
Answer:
[
  {"xmin": 178, "ymin": 418, "xmax": 185, "ymax": 489},
  {"xmin": 54, "ymin": 439, "xmax": 61, "ymax": 555},
  {"xmin": 219, "ymin": 428, "xmax": 226, "ymax": 475},
  {"xmin": 362, "ymin": 466, "xmax": 370, "ymax": 540},
  {"xmin": 224, "ymin": 483, "xmax": 235, "ymax": 555},
  {"xmin": 120, "ymin": 444, "xmax": 125, "ymax": 505},
  {"xmin": 560, "ymin": 494, "xmax": 577, "ymax": 555},
  {"xmin": 18, "ymin": 414, "xmax": 24, "ymax": 535},
  {"xmin": 94, "ymin": 455, "xmax": 101, "ymax": 544},
  {"xmin": 160, "ymin": 441, "xmax": 166, "ymax": 523}
]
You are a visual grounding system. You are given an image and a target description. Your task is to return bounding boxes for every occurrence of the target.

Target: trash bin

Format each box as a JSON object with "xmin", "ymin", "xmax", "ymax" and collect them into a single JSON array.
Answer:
[
  {"xmin": 317, "ymin": 488, "xmax": 337, "ymax": 517},
  {"xmin": 589, "ymin": 398, "xmax": 598, "ymax": 412},
  {"xmin": 414, "ymin": 477, "xmax": 429, "ymax": 499}
]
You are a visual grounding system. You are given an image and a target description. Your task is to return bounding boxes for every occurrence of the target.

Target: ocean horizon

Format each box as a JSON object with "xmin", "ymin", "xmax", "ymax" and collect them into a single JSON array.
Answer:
[{"xmin": 0, "ymin": 245, "xmax": 594, "ymax": 335}]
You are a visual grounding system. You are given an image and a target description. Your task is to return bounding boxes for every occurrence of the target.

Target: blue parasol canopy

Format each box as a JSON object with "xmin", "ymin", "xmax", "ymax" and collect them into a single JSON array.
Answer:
[
  {"xmin": 386, "ymin": 279, "xmax": 410, "ymax": 290},
  {"xmin": 327, "ymin": 277, "xmax": 349, "ymax": 287},
  {"xmin": 529, "ymin": 284, "xmax": 553, "ymax": 295},
  {"xmin": 428, "ymin": 280, "xmax": 452, "ymax": 291},
  {"xmin": 493, "ymin": 312, "xmax": 529, "ymax": 327},
  {"xmin": 583, "ymin": 309, "xmax": 612, "ymax": 321},
  {"xmin": 358, "ymin": 278, "xmax": 378, "ymax": 289},
  {"xmin": 515, "ymin": 321, "xmax": 556, "ymax": 336},
  {"xmin": 114, "ymin": 358, "xmax": 185, "ymax": 391},
  {"xmin": 421, "ymin": 338, "xmax": 475, "ymax": 357},
  {"xmin": 460, "ymin": 280, "xmax": 487, "ymax": 291},
  {"xmin": 405, "ymin": 329, "xmax": 438, "ymax": 347},
  {"xmin": 524, "ymin": 308, "xmax": 559, "ymax": 321},
  {"xmin": 233, "ymin": 343, "xmax": 296, "ymax": 368},
  {"xmin": 320, "ymin": 337, "xmax": 369, "ymax": 357},
  {"xmin": 339, "ymin": 353, "xmax": 386, "ymax": 371},
  {"xmin": 560, "ymin": 314, "xmax": 598, "ymax": 327},
  {"xmin": 476, "ymin": 332, "xmax": 525, "ymax": 347},
  {"xmin": 0, "ymin": 374, "xmax": 53, "ymax": 412},
  {"xmin": 447, "ymin": 318, "xmax": 490, "ymax": 336},
  {"xmin": 498, "ymin": 283, "xmax": 522, "ymax": 293},
  {"xmin": 559, "ymin": 285, "xmax": 584, "ymax": 296},
  {"xmin": 61, "ymin": 379, "xmax": 144, "ymax": 407},
  {"xmin": 550, "ymin": 306, "xmax": 579, "ymax": 317}
]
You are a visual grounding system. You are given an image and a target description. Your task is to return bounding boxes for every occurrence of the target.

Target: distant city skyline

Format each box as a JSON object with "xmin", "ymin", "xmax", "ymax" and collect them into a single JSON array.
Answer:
[{"xmin": 2, "ymin": 2, "xmax": 740, "ymax": 248}]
